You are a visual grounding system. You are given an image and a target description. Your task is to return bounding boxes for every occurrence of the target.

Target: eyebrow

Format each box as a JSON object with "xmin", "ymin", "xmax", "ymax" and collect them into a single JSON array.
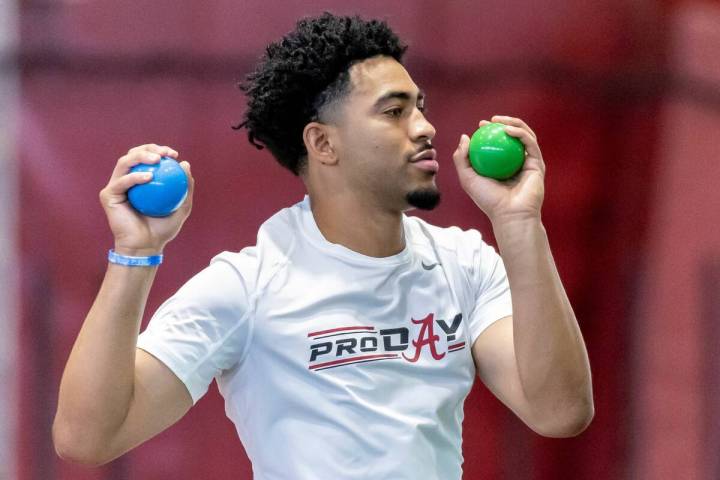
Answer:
[{"xmin": 373, "ymin": 90, "xmax": 425, "ymax": 108}]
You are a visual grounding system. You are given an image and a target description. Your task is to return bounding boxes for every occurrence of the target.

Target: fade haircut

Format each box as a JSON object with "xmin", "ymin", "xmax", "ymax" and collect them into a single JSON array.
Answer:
[{"xmin": 235, "ymin": 12, "xmax": 408, "ymax": 175}]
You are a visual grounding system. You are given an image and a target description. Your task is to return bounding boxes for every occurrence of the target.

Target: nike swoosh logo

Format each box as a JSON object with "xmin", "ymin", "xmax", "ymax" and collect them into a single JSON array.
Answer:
[{"xmin": 421, "ymin": 261, "xmax": 440, "ymax": 270}]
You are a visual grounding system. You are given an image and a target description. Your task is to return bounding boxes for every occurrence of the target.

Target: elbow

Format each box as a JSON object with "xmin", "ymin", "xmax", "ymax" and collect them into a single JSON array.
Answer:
[
  {"xmin": 52, "ymin": 420, "xmax": 113, "ymax": 467},
  {"xmin": 532, "ymin": 399, "xmax": 595, "ymax": 438},
  {"xmin": 550, "ymin": 403, "xmax": 594, "ymax": 438}
]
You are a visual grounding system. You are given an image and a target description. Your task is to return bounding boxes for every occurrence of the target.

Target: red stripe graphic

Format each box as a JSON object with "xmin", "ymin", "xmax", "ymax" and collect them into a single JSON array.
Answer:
[
  {"xmin": 448, "ymin": 342, "xmax": 466, "ymax": 350},
  {"xmin": 309, "ymin": 354, "xmax": 399, "ymax": 370},
  {"xmin": 307, "ymin": 326, "xmax": 375, "ymax": 337}
]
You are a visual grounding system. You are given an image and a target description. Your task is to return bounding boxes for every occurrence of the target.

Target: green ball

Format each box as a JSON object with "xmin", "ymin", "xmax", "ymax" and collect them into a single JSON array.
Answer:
[{"xmin": 468, "ymin": 122, "xmax": 525, "ymax": 180}]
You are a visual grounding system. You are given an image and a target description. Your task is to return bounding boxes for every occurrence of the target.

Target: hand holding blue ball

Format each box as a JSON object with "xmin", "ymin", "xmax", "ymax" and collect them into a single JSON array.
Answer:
[{"xmin": 128, "ymin": 157, "xmax": 189, "ymax": 217}]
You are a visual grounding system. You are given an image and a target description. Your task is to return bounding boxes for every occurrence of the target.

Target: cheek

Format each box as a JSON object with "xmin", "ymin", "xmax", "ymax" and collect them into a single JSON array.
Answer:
[
  {"xmin": 374, "ymin": 139, "xmax": 407, "ymax": 168},
  {"xmin": 365, "ymin": 140, "xmax": 402, "ymax": 169},
  {"xmin": 338, "ymin": 120, "xmax": 405, "ymax": 168}
]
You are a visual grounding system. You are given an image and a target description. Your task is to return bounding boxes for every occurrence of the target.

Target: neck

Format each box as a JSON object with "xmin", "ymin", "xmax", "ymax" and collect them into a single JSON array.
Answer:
[{"xmin": 309, "ymin": 191, "xmax": 405, "ymax": 258}]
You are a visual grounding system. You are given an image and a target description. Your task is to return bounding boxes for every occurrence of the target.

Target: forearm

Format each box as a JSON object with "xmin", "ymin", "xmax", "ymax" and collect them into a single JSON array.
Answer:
[
  {"xmin": 493, "ymin": 217, "xmax": 593, "ymax": 426},
  {"xmin": 54, "ymin": 263, "xmax": 158, "ymax": 448}
]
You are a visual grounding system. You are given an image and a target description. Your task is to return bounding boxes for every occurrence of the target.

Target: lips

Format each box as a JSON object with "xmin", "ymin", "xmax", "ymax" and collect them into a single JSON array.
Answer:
[
  {"xmin": 411, "ymin": 148, "xmax": 437, "ymax": 162},
  {"xmin": 410, "ymin": 148, "xmax": 439, "ymax": 173}
]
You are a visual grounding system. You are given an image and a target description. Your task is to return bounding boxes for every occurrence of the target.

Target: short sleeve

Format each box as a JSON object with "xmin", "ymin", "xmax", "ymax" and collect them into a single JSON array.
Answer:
[
  {"xmin": 463, "ymin": 232, "xmax": 513, "ymax": 344},
  {"xmin": 136, "ymin": 249, "xmax": 258, "ymax": 404}
]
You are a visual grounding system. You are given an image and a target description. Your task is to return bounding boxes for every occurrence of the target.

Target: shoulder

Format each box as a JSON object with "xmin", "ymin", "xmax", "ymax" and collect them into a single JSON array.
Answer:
[
  {"xmin": 404, "ymin": 215, "xmax": 504, "ymax": 284},
  {"xmin": 208, "ymin": 199, "xmax": 306, "ymax": 290},
  {"xmin": 255, "ymin": 200, "xmax": 304, "ymax": 252},
  {"xmin": 405, "ymin": 215, "xmax": 486, "ymax": 260}
]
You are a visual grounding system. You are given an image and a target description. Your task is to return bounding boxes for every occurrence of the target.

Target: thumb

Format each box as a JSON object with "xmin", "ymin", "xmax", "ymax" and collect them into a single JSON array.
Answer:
[
  {"xmin": 178, "ymin": 160, "xmax": 194, "ymax": 212},
  {"xmin": 451, "ymin": 134, "xmax": 471, "ymax": 172}
]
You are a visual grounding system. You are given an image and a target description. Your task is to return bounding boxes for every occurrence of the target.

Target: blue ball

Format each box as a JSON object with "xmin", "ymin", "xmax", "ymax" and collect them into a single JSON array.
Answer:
[{"xmin": 128, "ymin": 157, "xmax": 188, "ymax": 217}]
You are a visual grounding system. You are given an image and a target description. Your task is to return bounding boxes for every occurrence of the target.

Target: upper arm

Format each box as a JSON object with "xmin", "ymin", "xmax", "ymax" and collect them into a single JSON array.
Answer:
[
  {"xmin": 100, "ymin": 252, "xmax": 258, "ymax": 462},
  {"xmin": 103, "ymin": 349, "xmax": 193, "ymax": 463},
  {"xmin": 472, "ymin": 315, "xmax": 538, "ymax": 430}
]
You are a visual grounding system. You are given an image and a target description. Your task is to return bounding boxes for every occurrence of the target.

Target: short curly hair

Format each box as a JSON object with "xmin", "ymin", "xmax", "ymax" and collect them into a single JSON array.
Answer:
[{"xmin": 235, "ymin": 12, "xmax": 408, "ymax": 176}]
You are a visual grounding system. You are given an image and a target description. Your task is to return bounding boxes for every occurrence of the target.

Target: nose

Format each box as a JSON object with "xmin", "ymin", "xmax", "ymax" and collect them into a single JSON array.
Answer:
[{"xmin": 411, "ymin": 109, "xmax": 436, "ymax": 143}]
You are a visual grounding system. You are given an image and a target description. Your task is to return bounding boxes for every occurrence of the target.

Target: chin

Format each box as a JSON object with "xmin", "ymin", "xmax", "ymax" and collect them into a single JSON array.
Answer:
[{"xmin": 405, "ymin": 188, "xmax": 441, "ymax": 211}]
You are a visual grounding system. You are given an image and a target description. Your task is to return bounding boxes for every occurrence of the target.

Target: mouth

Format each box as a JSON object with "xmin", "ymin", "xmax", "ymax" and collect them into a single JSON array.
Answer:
[{"xmin": 410, "ymin": 148, "xmax": 439, "ymax": 173}]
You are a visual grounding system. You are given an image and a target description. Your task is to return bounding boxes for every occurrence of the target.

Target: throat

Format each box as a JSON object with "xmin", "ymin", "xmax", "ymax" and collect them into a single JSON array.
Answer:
[{"xmin": 310, "ymin": 198, "xmax": 406, "ymax": 258}]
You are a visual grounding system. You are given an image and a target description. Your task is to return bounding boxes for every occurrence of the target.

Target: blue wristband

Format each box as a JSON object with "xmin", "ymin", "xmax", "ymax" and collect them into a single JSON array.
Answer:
[{"xmin": 108, "ymin": 249, "xmax": 163, "ymax": 266}]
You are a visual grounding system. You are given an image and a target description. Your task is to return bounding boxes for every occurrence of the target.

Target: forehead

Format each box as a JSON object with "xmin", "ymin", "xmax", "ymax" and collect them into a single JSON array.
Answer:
[{"xmin": 347, "ymin": 56, "xmax": 420, "ymax": 101}]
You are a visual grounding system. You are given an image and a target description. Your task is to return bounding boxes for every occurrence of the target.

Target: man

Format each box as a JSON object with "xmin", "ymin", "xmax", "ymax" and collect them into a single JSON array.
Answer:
[{"xmin": 53, "ymin": 12, "xmax": 593, "ymax": 479}]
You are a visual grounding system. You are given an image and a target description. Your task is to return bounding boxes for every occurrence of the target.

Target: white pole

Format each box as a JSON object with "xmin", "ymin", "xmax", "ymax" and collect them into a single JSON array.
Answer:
[{"xmin": 0, "ymin": 0, "xmax": 19, "ymax": 478}]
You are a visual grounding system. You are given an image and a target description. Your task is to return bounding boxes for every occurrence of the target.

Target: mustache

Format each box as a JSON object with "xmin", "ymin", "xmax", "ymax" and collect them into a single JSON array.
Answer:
[{"xmin": 414, "ymin": 142, "xmax": 434, "ymax": 155}]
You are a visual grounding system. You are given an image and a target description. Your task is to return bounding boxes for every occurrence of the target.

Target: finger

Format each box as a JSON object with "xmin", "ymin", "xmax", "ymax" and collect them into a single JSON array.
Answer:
[
  {"xmin": 502, "ymin": 125, "xmax": 542, "ymax": 160},
  {"xmin": 177, "ymin": 161, "xmax": 194, "ymax": 213},
  {"xmin": 100, "ymin": 171, "xmax": 153, "ymax": 205},
  {"xmin": 160, "ymin": 146, "xmax": 180, "ymax": 159},
  {"xmin": 491, "ymin": 115, "xmax": 537, "ymax": 139},
  {"xmin": 451, "ymin": 134, "xmax": 472, "ymax": 173},
  {"xmin": 111, "ymin": 144, "xmax": 181, "ymax": 180},
  {"xmin": 127, "ymin": 144, "xmax": 180, "ymax": 158},
  {"xmin": 525, "ymin": 150, "xmax": 546, "ymax": 176},
  {"xmin": 111, "ymin": 151, "xmax": 162, "ymax": 180},
  {"xmin": 478, "ymin": 119, "xmax": 491, "ymax": 128}
]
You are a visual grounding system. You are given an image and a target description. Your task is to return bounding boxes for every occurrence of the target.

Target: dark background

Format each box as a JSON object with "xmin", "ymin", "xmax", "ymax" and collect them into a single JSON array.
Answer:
[{"xmin": 14, "ymin": 0, "xmax": 720, "ymax": 478}]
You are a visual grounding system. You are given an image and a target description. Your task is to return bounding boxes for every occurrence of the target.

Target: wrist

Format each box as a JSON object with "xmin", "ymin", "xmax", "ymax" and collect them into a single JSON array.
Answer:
[
  {"xmin": 491, "ymin": 216, "xmax": 549, "ymax": 260},
  {"xmin": 491, "ymin": 213, "xmax": 543, "ymax": 232},
  {"xmin": 112, "ymin": 245, "xmax": 164, "ymax": 257},
  {"xmin": 108, "ymin": 249, "xmax": 163, "ymax": 267},
  {"xmin": 491, "ymin": 215, "xmax": 545, "ymax": 249}
]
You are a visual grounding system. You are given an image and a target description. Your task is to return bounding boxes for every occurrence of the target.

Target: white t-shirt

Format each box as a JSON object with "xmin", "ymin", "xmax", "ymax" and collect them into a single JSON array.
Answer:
[{"xmin": 137, "ymin": 196, "xmax": 512, "ymax": 480}]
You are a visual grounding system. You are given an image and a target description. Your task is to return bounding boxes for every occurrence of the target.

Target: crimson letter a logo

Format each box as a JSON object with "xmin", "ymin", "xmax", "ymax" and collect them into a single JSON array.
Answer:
[{"xmin": 402, "ymin": 313, "xmax": 446, "ymax": 363}]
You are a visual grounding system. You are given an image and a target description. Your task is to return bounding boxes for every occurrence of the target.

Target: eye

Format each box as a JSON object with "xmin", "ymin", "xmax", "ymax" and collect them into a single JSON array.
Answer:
[
  {"xmin": 385, "ymin": 107, "xmax": 403, "ymax": 117},
  {"xmin": 417, "ymin": 104, "xmax": 427, "ymax": 114}
]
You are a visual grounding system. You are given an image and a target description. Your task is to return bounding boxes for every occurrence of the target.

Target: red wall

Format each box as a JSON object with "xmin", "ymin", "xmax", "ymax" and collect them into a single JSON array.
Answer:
[{"xmin": 631, "ymin": 4, "xmax": 720, "ymax": 478}]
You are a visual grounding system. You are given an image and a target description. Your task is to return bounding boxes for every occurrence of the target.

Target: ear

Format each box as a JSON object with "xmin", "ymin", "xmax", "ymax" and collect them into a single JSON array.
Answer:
[{"xmin": 303, "ymin": 122, "xmax": 338, "ymax": 166}]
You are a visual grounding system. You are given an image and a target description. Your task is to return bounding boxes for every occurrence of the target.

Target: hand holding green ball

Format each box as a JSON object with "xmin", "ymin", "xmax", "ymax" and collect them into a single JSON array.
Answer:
[{"xmin": 468, "ymin": 122, "xmax": 526, "ymax": 180}]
